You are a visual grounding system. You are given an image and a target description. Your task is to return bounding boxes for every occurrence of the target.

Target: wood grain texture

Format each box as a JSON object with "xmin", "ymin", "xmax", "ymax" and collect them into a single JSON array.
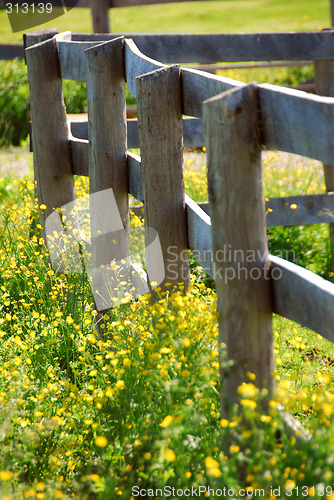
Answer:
[
  {"xmin": 70, "ymin": 137, "xmax": 89, "ymax": 176},
  {"xmin": 129, "ymin": 40, "xmax": 334, "ymax": 165},
  {"xmin": 126, "ymin": 116, "xmax": 205, "ymax": 148},
  {"xmin": 0, "ymin": 43, "xmax": 24, "ymax": 60},
  {"xmin": 125, "ymin": 39, "xmax": 165, "ymax": 97},
  {"xmin": 185, "ymin": 194, "xmax": 213, "ymax": 277},
  {"xmin": 127, "ymin": 152, "xmax": 144, "ymax": 203},
  {"xmin": 265, "ymin": 193, "xmax": 334, "ymax": 227},
  {"xmin": 67, "ymin": 64, "xmax": 334, "ymax": 166},
  {"xmin": 137, "ymin": 65, "xmax": 190, "ymax": 292},
  {"xmin": 85, "ymin": 37, "xmax": 129, "ymax": 312},
  {"xmin": 271, "ymin": 256, "xmax": 334, "ymax": 343},
  {"xmin": 315, "ymin": 59, "xmax": 334, "ymax": 270},
  {"xmin": 70, "ymin": 116, "xmax": 205, "ymax": 148},
  {"xmin": 69, "ymin": 120, "xmax": 89, "ymax": 140},
  {"xmin": 182, "ymin": 72, "xmax": 334, "ymax": 167},
  {"xmin": 25, "ymin": 37, "xmax": 76, "ymax": 232},
  {"xmin": 182, "ymin": 67, "xmax": 243, "ymax": 117},
  {"xmin": 58, "ymin": 40, "xmax": 98, "ymax": 80},
  {"xmin": 203, "ymin": 84, "xmax": 274, "ymax": 415},
  {"xmin": 259, "ymin": 84, "xmax": 334, "ymax": 165},
  {"xmin": 69, "ymin": 31, "xmax": 334, "ymax": 63},
  {"xmin": 59, "ymin": 37, "xmax": 334, "ymax": 165},
  {"xmin": 91, "ymin": 0, "xmax": 110, "ymax": 33},
  {"xmin": 24, "ymin": 29, "xmax": 59, "ymax": 49}
]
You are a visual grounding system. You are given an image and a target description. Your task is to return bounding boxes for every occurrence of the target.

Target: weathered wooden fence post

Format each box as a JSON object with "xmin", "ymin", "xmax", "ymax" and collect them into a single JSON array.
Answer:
[
  {"xmin": 23, "ymin": 28, "xmax": 59, "ymax": 52},
  {"xmin": 90, "ymin": 0, "xmax": 110, "ymax": 33},
  {"xmin": 25, "ymin": 35, "xmax": 76, "ymax": 235},
  {"xmin": 137, "ymin": 65, "xmax": 190, "ymax": 295},
  {"xmin": 315, "ymin": 57, "xmax": 334, "ymax": 270},
  {"xmin": 203, "ymin": 83, "xmax": 274, "ymax": 417},
  {"xmin": 85, "ymin": 37, "xmax": 130, "ymax": 314}
]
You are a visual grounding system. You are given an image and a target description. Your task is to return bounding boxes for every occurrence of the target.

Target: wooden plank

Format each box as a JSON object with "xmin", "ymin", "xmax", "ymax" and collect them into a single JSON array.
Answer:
[
  {"xmin": 271, "ymin": 256, "xmax": 334, "ymax": 343},
  {"xmin": 67, "ymin": 61, "xmax": 334, "ymax": 167},
  {"xmin": 70, "ymin": 117, "xmax": 143, "ymax": 147},
  {"xmin": 58, "ymin": 37, "xmax": 163, "ymax": 82},
  {"xmin": 182, "ymin": 68, "xmax": 334, "ymax": 167},
  {"xmin": 0, "ymin": 43, "xmax": 24, "ymax": 59},
  {"xmin": 70, "ymin": 143, "xmax": 144, "ymax": 202},
  {"xmin": 266, "ymin": 193, "xmax": 334, "ymax": 227},
  {"xmin": 128, "ymin": 151, "xmax": 143, "ymax": 203},
  {"xmin": 70, "ymin": 138, "xmax": 89, "ymax": 176},
  {"xmin": 126, "ymin": 119, "xmax": 140, "ymax": 149},
  {"xmin": 70, "ymin": 31, "xmax": 334, "ymax": 63},
  {"xmin": 70, "ymin": 150, "xmax": 334, "ymax": 230},
  {"xmin": 24, "ymin": 29, "xmax": 59, "ymax": 49},
  {"xmin": 85, "ymin": 37, "xmax": 130, "ymax": 312},
  {"xmin": 259, "ymin": 84, "xmax": 334, "ymax": 165},
  {"xmin": 315, "ymin": 60, "xmax": 334, "ymax": 270},
  {"xmin": 25, "ymin": 37, "xmax": 76, "ymax": 235},
  {"xmin": 182, "ymin": 67, "xmax": 243, "ymax": 117},
  {"xmin": 69, "ymin": 119, "xmax": 88, "ymax": 139},
  {"xmin": 127, "ymin": 116, "xmax": 205, "ymax": 148},
  {"xmin": 125, "ymin": 38, "xmax": 165, "ymax": 97},
  {"xmin": 70, "ymin": 116, "xmax": 204, "ymax": 147},
  {"xmin": 199, "ymin": 194, "xmax": 334, "ymax": 227},
  {"xmin": 191, "ymin": 60, "xmax": 312, "ymax": 73},
  {"xmin": 58, "ymin": 40, "xmax": 98, "ymax": 80},
  {"xmin": 137, "ymin": 65, "xmax": 190, "ymax": 292},
  {"xmin": 185, "ymin": 194, "xmax": 213, "ymax": 277},
  {"xmin": 124, "ymin": 38, "xmax": 243, "ymax": 108},
  {"xmin": 91, "ymin": 0, "xmax": 110, "ymax": 33},
  {"xmin": 182, "ymin": 117, "xmax": 205, "ymax": 147},
  {"xmin": 124, "ymin": 37, "xmax": 334, "ymax": 164},
  {"xmin": 203, "ymin": 84, "xmax": 274, "ymax": 415}
]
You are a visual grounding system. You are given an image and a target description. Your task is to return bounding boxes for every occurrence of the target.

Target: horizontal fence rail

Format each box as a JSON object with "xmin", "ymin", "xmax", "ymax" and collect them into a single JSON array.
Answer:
[
  {"xmin": 55, "ymin": 35, "xmax": 334, "ymax": 164},
  {"xmin": 0, "ymin": 43, "xmax": 24, "ymax": 59},
  {"xmin": 26, "ymin": 30, "xmax": 334, "ymax": 426},
  {"xmin": 68, "ymin": 134, "xmax": 334, "ymax": 229},
  {"xmin": 63, "ymin": 31, "xmax": 334, "ymax": 63}
]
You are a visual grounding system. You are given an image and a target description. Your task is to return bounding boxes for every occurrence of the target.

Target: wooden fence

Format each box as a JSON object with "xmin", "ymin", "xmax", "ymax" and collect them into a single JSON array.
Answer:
[
  {"xmin": 23, "ymin": 30, "xmax": 334, "ymax": 265},
  {"xmin": 25, "ymin": 31, "xmax": 334, "ymax": 425}
]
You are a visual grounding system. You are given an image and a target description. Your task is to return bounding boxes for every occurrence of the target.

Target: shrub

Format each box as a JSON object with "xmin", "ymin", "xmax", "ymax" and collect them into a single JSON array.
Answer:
[{"xmin": 0, "ymin": 59, "xmax": 30, "ymax": 146}]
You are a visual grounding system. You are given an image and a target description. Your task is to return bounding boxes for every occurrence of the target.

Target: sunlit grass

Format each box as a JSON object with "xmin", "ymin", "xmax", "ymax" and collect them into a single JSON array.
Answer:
[
  {"xmin": 0, "ymin": 0, "xmax": 329, "ymax": 43},
  {"xmin": 1, "ymin": 138, "xmax": 334, "ymax": 497},
  {"xmin": 2, "ymin": 41, "xmax": 334, "ymax": 494}
]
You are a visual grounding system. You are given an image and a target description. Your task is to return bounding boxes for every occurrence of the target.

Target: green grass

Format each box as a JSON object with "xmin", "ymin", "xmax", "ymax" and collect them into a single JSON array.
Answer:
[
  {"xmin": 0, "ymin": 0, "xmax": 330, "ymax": 43},
  {"xmin": 1, "ymin": 2, "xmax": 334, "ymax": 497},
  {"xmin": 1, "ymin": 145, "xmax": 334, "ymax": 498}
]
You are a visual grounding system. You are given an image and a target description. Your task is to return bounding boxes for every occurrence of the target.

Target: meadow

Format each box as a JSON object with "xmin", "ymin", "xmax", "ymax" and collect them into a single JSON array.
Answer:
[
  {"xmin": 1, "ymin": 139, "xmax": 334, "ymax": 499},
  {"xmin": 1, "ymin": 1, "xmax": 334, "ymax": 498},
  {"xmin": 0, "ymin": 0, "xmax": 330, "ymax": 42}
]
